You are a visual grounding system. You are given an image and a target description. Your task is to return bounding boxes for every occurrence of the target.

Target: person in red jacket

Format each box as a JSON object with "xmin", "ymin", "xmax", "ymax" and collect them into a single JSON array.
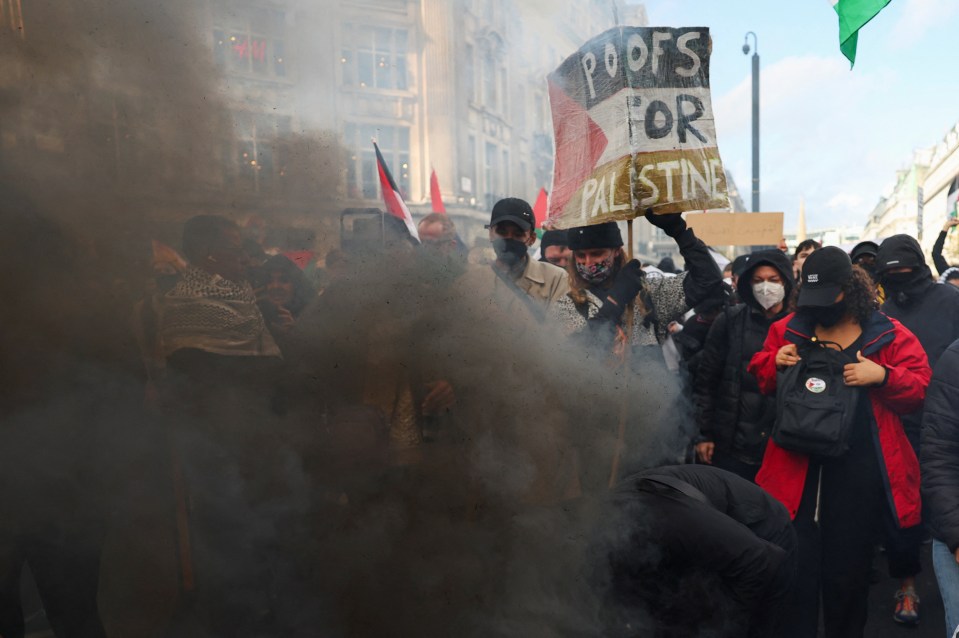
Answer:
[{"xmin": 748, "ymin": 247, "xmax": 931, "ymax": 638}]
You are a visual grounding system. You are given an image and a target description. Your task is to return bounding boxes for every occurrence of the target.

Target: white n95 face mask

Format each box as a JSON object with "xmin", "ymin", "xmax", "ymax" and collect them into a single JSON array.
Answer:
[{"xmin": 752, "ymin": 281, "xmax": 785, "ymax": 310}]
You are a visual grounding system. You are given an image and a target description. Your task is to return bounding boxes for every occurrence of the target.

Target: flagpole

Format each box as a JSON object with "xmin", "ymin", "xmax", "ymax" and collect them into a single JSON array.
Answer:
[{"xmin": 608, "ymin": 218, "xmax": 634, "ymax": 489}]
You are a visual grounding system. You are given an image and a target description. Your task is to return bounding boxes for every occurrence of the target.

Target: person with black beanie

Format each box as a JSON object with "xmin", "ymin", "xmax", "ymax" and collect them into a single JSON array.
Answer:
[
  {"xmin": 875, "ymin": 233, "xmax": 959, "ymax": 625},
  {"xmin": 538, "ymin": 229, "xmax": 572, "ymax": 269},
  {"xmin": 553, "ymin": 213, "xmax": 722, "ymax": 353},
  {"xmin": 551, "ymin": 214, "xmax": 722, "ymax": 481}
]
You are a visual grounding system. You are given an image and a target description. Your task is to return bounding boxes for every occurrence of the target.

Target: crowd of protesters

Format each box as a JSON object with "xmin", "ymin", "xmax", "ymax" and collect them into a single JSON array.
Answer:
[{"xmin": 5, "ymin": 189, "xmax": 959, "ymax": 638}]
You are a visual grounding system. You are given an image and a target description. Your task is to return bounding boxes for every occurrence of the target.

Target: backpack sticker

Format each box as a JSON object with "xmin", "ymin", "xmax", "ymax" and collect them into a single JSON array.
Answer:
[{"xmin": 805, "ymin": 377, "xmax": 826, "ymax": 393}]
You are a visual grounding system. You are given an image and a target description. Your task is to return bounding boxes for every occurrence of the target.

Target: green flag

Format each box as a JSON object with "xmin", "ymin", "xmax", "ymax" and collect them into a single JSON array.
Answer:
[{"xmin": 832, "ymin": 0, "xmax": 891, "ymax": 66}]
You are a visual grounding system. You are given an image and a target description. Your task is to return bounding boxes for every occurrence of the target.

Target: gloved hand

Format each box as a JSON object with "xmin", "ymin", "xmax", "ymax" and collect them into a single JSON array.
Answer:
[
  {"xmin": 596, "ymin": 259, "xmax": 645, "ymax": 321},
  {"xmin": 645, "ymin": 210, "xmax": 687, "ymax": 238}
]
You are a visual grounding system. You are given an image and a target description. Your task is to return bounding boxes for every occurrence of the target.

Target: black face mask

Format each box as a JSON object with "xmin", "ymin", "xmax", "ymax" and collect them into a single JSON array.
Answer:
[
  {"xmin": 802, "ymin": 300, "xmax": 848, "ymax": 328},
  {"xmin": 881, "ymin": 270, "xmax": 925, "ymax": 293},
  {"xmin": 492, "ymin": 238, "xmax": 528, "ymax": 266}
]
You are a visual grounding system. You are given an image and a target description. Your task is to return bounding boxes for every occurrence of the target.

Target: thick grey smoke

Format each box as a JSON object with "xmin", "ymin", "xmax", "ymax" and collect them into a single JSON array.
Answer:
[{"xmin": 0, "ymin": 2, "xmax": 701, "ymax": 636}]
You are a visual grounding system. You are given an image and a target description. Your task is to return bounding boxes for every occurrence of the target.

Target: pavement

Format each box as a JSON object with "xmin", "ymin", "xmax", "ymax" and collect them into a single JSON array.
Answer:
[
  {"xmin": 866, "ymin": 541, "xmax": 947, "ymax": 638},
  {"xmin": 18, "ymin": 533, "xmax": 952, "ymax": 637}
]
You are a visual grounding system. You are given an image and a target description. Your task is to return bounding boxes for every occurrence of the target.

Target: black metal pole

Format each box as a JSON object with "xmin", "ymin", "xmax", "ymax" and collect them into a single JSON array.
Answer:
[
  {"xmin": 744, "ymin": 32, "xmax": 760, "ymax": 213},
  {"xmin": 751, "ymin": 51, "xmax": 760, "ymax": 212}
]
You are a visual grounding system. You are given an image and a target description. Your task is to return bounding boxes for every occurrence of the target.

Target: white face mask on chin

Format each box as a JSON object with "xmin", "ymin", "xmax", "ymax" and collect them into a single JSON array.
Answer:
[{"xmin": 752, "ymin": 281, "xmax": 785, "ymax": 310}]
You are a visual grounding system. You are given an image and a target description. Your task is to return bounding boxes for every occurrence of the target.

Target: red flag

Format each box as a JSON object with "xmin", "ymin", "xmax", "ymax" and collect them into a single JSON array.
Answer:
[
  {"xmin": 430, "ymin": 168, "xmax": 446, "ymax": 214},
  {"xmin": 374, "ymin": 141, "xmax": 420, "ymax": 241},
  {"xmin": 282, "ymin": 250, "xmax": 315, "ymax": 271},
  {"xmin": 532, "ymin": 188, "xmax": 549, "ymax": 228}
]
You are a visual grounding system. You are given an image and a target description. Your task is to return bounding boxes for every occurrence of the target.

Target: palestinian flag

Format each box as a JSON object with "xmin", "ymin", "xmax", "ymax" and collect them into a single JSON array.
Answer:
[
  {"xmin": 832, "ymin": 0, "xmax": 891, "ymax": 67},
  {"xmin": 948, "ymin": 175, "xmax": 959, "ymax": 219},
  {"xmin": 374, "ymin": 141, "xmax": 420, "ymax": 241}
]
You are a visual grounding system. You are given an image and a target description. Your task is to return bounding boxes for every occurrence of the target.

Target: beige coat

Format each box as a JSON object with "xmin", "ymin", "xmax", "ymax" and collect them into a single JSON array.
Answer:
[{"xmin": 458, "ymin": 257, "xmax": 569, "ymax": 321}]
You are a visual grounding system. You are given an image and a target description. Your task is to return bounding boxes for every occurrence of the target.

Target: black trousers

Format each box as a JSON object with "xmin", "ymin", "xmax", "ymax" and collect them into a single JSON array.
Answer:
[
  {"xmin": 780, "ymin": 442, "xmax": 885, "ymax": 638},
  {"xmin": 0, "ymin": 525, "xmax": 107, "ymax": 638},
  {"xmin": 712, "ymin": 450, "xmax": 760, "ymax": 483}
]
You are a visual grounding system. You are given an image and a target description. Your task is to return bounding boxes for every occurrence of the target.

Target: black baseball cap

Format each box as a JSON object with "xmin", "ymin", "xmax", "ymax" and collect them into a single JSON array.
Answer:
[
  {"xmin": 849, "ymin": 240, "xmax": 879, "ymax": 262},
  {"xmin": 486, "ymin": 197, "xmax": 534, "ymax": 231},
  {"xmin": 797, "ymin": 246, "xmax": 852, "ymax": 307}
]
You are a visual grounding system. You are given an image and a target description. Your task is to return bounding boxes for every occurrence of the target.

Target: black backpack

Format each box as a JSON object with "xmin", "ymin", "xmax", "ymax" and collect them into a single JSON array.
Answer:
[{"xmin": 772, "ymin": 339, "xmax": 860, "ymax": 458}]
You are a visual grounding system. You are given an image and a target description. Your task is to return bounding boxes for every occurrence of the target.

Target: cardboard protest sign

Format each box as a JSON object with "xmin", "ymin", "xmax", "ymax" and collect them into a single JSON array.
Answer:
[
  {"xmin": 684, "ymin": 212, "xmax": 784, "ymax": 246},
  {"xmin": 546, "ymin": 27, "xmax": 730, "ymax": 229}
]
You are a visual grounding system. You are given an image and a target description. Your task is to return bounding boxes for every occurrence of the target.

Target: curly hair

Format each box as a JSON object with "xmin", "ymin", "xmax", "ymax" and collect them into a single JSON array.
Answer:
[{"xmin": 842, "ymin": 264, "xmax": 880, "ymax": 324}]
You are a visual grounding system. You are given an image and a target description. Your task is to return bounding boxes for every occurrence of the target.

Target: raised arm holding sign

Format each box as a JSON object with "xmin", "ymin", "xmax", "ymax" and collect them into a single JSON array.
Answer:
[
  {"xmin": 547, "ymin": 26, "xmax": 728, "ymax": 488},
  {"xmin": 546, "ymin": 26, "xmax": 730, "ymax": 230}
]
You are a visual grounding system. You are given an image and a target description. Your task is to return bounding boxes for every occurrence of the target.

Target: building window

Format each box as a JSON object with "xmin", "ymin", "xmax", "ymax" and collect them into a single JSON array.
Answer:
[
  {"xmin": 465, "ymin": 44, "xmax": 475, "ymax": 102},
  {"xmin": 341, "ymin": 24, "xmax": 409, "ymax": 90},
  {"xmin": 485, "ymin": 141, "xmax": 498, "ymax": 209},
  {"xmin": 534, "ymin": 92, "xmax": 545, "ymax": 125},
  {"xmin": 500, "ymin": 68, "xmax": 509, "ymax": 114},
  {"xmin": 479, "ymin": 37, "xmax": 506, "ymax": 114},
  {"xmin": 229, "ymin": 111, "xmax": 291, "ymax": 192},
  {"xmin": 345, "ymin": 123, "xmax": 410, "ymax": 200},
  {"xmin": 467, "ymin": 135, "xmax": 476, "ymax": 189},
  {"xmin": 213, "ymin": 6, "xmax": 287, "ymax": 78},
  {"xmin": 501, "ymin": 149, "xmax": 510, "ymax": 194},
  {"xmin": 483, "ymin": 51, "xmax": 497, "ymax": 110}
]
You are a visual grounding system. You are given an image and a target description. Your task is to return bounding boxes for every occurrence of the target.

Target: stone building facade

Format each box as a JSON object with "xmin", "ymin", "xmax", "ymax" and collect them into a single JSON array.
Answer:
[{"xmin": 1, "ymin": 0, "xmax": 652, "ymax": 255}]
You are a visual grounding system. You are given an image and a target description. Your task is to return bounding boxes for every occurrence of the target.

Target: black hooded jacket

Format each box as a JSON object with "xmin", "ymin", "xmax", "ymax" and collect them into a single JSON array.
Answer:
[
  {"xmin": 879, "ymin": 235, "xmax": 959, "ymax": 372},
  {"xmin": 921, "ymin": 338, "xmax": 959, "ymax": 553},
  {"xmin": 878, "ymin": 235, "xmax": 959, "ymax": 443},
  {"xmin": 694, "ymin": 250, "xmax": 794, "ymax": 465},
  {"xmin": 604, "ymin": 465, "xmax": 796, "ymax": 637}
]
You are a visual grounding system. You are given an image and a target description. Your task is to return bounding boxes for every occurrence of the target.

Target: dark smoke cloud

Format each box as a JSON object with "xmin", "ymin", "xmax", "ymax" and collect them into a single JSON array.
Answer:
[{"xmin": 0, "ymin": 2, "xmax": 700, "ymax": 636}]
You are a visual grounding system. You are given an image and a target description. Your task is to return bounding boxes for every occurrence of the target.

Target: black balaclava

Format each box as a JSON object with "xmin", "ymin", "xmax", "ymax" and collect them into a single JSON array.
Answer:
[
  {"xmin": 538, "ymin": 230, "xmax": 568, "ymax": 263},
  {"xmin": 876, "ymin": 234, "xmax": 933, "ymax": 304}
]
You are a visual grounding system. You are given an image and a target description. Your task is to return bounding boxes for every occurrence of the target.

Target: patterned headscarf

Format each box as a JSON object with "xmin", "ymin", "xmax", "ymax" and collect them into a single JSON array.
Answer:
[{"xmin": 159, "ymin": 266, "xmax": 280, "ymax": 359}]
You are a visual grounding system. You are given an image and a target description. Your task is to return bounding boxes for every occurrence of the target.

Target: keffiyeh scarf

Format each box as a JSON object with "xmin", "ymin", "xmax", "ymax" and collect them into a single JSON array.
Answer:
[{"xmin": 159, "ymin": 266, "xmax": 280, "ymax": 358}]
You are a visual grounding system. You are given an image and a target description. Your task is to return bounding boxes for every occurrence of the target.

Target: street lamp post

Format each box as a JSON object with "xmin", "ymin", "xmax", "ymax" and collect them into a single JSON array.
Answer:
[{"xmin": 743, "ymin": 32, "xmax": 759, "ymax": 213}]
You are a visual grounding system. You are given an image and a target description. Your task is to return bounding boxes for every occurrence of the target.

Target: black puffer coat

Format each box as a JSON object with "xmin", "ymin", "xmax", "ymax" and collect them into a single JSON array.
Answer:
[
  {"xmin": 879, "ymin": 234, "xmax": 959, "ymax": 444},
  {"xmin": 694, "ymin": 250, "xmax": 793, "ymax": 465},
  {"xmin": 921, "ymin": 338, "xmax": 959, "ymax": 553}
]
